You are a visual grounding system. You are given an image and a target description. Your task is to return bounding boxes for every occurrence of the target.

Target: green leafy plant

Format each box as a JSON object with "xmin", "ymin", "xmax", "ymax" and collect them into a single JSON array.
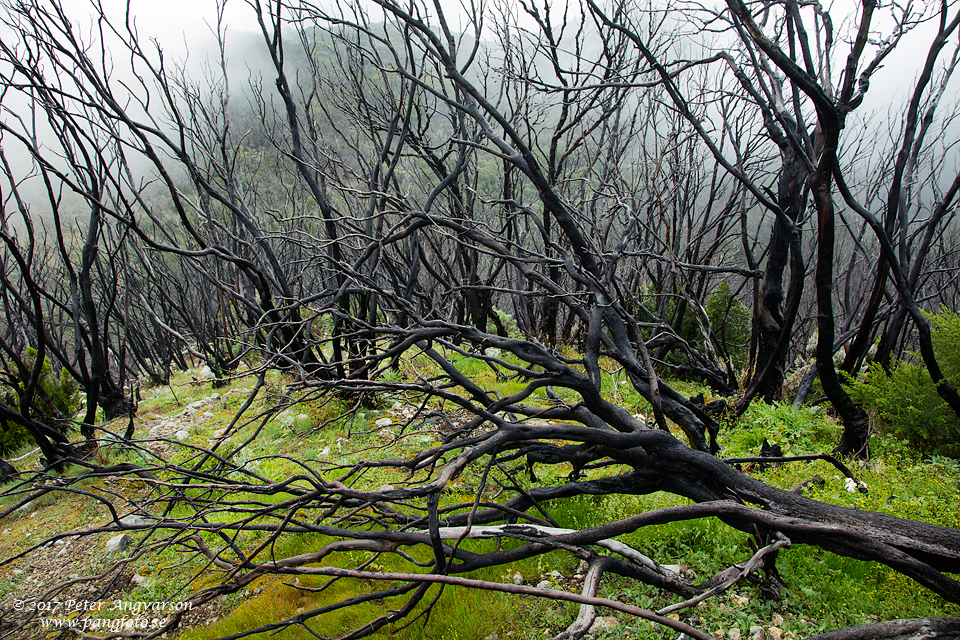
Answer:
[
  {"xmin": 846, "ymin": 307, "xmax": 960, "ymax": 457},
  {"xmin": 704, "ymin": 280, "xmax": 751, "ymax": 371},
  {"xmin": 0, "ymin": 348, "xmax": 80, "ymax": 455}
]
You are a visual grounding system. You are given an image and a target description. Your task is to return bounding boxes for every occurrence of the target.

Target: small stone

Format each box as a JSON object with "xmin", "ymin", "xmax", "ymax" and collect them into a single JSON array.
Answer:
[
  {"xmin": 392, "ymin": 402, "xmax": 403, "ymax": 411},
  {"xmin": 768, "ymin": 628, "xmax": 783, "ymax": 640},
  {"xmin": 1, "ymin": 529, "xmax": 9, "ymax": 535},
  {"xmin": 210, "ymin": 393, "xmax": 221, "ymax": 401},
  {"xmin": 175, "ymin": 429, "xmax": 190, "ymax": 441},
  {"xmin": 728, "ymin": 629, "xmax": 742, "ymax": 640},
  {"xmin": 536, "ymin": 580, "xmax": 551, "ymax": 589},
  {"xmin": 105, "ymin": 533, "xmax": 132, "ymax": 553},
  {"xmin": 132, "ymin": 574, "xmax": 149, "ymax": 585},
  {"xmin": 750, "ymin": 626, "xmax": 766, "ymax": 640},
  {"xmin": 375, "ymin": 485, "xmax": 395, "ymax": 493},
  {"xmin": 120, "ymin": 515, "xmax": 150, "ymax": 527},
  {"xmin": 319, "ymin": 446, "xmax": 330, "ymax": 456},
  {"xmin": 549, "ymin": 570, "xmax": 563, "ymax": 579},
  {"xmin": 198, "ymin": 366, "xmax": 214, "ymax": 379},
  {"xmin": 375, "ymin": 417, "xmax": 393, "ymax": 428},
  {"xmin": 511, "ymin": 572, "xmax": 523, "ymax": 585},
  {"xmin": 588, "ymin": 616, "xmax": 618, "ymax": 633},
  {"xmin": 714, "ymin": 630, "xmax": 725, "ymax": 639},
  {"xmin": 203, "ymin": 411, "xmax": 214, "ymax": 418},
  {"xmin": 772, "ymin": 614, "xmax": 784, "ymax": 627}
]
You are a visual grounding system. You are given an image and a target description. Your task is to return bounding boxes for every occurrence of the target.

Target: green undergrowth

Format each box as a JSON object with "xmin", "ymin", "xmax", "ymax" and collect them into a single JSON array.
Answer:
[{"xmin": 4, "ymin": 359, "xmax": 960, "ymax": 640}]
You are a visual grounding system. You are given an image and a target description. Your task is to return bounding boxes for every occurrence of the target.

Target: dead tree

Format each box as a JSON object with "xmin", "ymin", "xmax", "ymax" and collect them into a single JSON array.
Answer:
[{"xmin": 1, "ymin": 1, "xmax": 960, "ymax": 639}]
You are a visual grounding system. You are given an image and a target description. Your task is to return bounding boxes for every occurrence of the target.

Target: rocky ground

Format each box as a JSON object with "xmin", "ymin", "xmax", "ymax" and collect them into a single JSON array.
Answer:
[
  {"xmin": 0, "ymin": 385, "xmax": 247, "ymax": 639},
  {"xmin": 0, "ymin": 379, "xmax": 477, "ymax": 640}
]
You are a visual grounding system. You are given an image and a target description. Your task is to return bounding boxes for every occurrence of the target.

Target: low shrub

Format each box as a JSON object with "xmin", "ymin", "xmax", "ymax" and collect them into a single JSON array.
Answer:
[
  {"xmin": 846, "ymin": 308, "xmax": 960, "ymax": 458},
  {"xmin": 0, "ymin": 348, "xmax": 80, "ymax": 455}
]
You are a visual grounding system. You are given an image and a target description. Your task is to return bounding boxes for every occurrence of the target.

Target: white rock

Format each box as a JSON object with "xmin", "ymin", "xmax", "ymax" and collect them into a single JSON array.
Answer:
[
  {"xmin": 536, "ymin": 580, "xmax": 551, "ymax": 589},
  {"xmin": 728, "ymin": 629, "xmax": 742, "ymax": 640},
  {"xmin": 549, "ymin": 570, "xmax": 563, "ymax": 579},
  {"xmin": 768, "ymin": 628, "xmax": 783, "ymax": 640},
  {"xmin": 120, "ymin": 515, "xmax": 151, "ymax": 527},
  {"xmin": 750, "ymin": 626, "xmax": 766, "ymax": 640},
  {"xmin": 588, "ymin": 616, "xmax": 618, "ymax": 632},
  {"xmin": 392, "ymin": 402, "xmax": 403, "ymax": 411},
  {"xmin": 375, "ymin": 485, "xmax": 395, "ymax": 493},
  {"xmin": 210, "ymin": 393, "xmax": 221, "ymax": 401},
  {"xmin": 132, "ymin": 574, "xmax": 150, "ymax": 585},
  {"xmin": 203, "ymin": 411, "xmax": 215, "ymax": 418},
  {"xmin": 296, "ymin": 413, "xmax": 309, "ymax": 424},
  {"xmin": 511, "ymin": 572, "xmax": 523, "ymax": 585},
  {"xmin": 375, "ymin": 417, "xmax": 394, "ymax": 428},
  {"xmin": 175, "ymin": 429, "xmax": 190, "ymax": 441},
  {"xmin": 319, "ymin": 446, "xmax": 330, "ymax": 456},
  {"xmin": 105, "ymin": 533, "xmax": 131, "ymax": 553},
  {"xmin": 198, "ymin": 366, "xmax": 214, "ymax": 379}
]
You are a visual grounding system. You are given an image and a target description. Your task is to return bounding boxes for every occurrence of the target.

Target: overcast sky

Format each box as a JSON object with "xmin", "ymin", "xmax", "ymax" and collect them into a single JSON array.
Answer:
[{"xmin": 32, "ymin": 0, "xmax": 960, "ymax": 151}]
